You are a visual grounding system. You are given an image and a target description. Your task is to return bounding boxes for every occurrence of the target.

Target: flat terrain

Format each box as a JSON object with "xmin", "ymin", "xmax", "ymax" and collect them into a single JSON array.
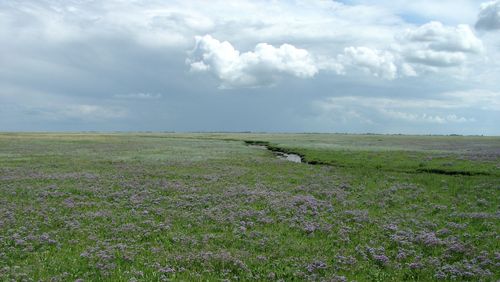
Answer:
[{"xmin": 0, "ymin": 133, "xmax": 499, "ymax": 281}]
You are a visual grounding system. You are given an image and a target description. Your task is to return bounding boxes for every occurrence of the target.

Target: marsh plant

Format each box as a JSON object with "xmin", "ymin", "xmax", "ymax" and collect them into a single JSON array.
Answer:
[{"xmin": 0, "ymin": 133, "xmax": 498, "ymax": 281}]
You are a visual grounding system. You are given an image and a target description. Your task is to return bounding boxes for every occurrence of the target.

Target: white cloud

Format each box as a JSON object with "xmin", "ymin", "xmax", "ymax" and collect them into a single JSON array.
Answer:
[
  {"xmin": 405, "ymin": 49, "xmax": 467, "ymax": 67},
  {"xmin": 404, "ymin": 21, "xmax": 483, "ymax": 53},
  {"xmin": 339, "ymin": 46, "xmax": 399, "ymax": 79},
  {"xmin": 313, "ymin": 99, "xmax": 374, "ymax": 124},
  {"xmin": 317, "ymin": 90, "xmax": 500, "ymax": 112},
  {"xmin": 27, "ymin": 104, "xmax": 127, "ymax": 121},
  {"xmin": 0, "ymin": 0, "xmax": 404, "ymax": 52},
  {"xmin": 380, "ymin": 110, "xmax": 474, "ymax": 124},
  {"xmin": 312, "ymin": 90, "xmax": 500, "ymax": 126},
  {"xmin": 444, "ymin": 89, "xmax": 500, "ymax": 111},
  {"xmin": 187, "ymin": 35, "xmax": 318, "ymax": 88},
  {"xmin": 340, "ymin": 0, "xmax": 483, "ymax": 26},
  {"xmin": 0, "ymin": 1, "xmax": 214, "ymax": 48},
  {"xmin": 0, "ymin": 86, "xmax": 127, "ymax": 121},
  {"xmin": 113, "ymin": 93, "xmax": 162, "ymax": 99},
  {"xmin": 400, "ymin": 21, "xmax": 483, "ymax": 68},
  {"xmin": 326, "ymin": 21, "xmax": 484, "ymax": 79},
  {"xmin": 61, "ymin": 105, "xmax": 127, "ymax": 120},
  {"xmin": 186, "ymin": 18, "xmax": 487, "ymax": 87},
  {"xmin": 476, "ymin": 0, "xmax": 500, "ymax": 30}
]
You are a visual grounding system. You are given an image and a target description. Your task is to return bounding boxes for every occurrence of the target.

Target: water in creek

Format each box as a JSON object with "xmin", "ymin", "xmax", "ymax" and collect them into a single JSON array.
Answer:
[
  {"xmin": 276, "ymin": 152, "xmax": 302, "ymax": 163},
  {"xmin": 248, "ymin": 144, "xmax": 302, "ymax": 163}
]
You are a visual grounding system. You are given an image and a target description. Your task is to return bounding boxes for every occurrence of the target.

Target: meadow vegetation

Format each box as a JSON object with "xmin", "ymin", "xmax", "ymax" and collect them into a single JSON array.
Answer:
[{"xmin": 0, "ymin": 133, "xmax": 498, "ymax": 281}]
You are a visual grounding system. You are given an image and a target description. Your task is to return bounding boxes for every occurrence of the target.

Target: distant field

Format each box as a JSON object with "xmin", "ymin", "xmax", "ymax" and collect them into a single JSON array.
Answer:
[{"xmin": 0, "ymin": 133, "xmax": 499, "ymax": 281}]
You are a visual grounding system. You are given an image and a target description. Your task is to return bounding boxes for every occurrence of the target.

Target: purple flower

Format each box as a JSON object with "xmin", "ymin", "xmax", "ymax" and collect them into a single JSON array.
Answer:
[
  {"xmin": 396, "ymin": 250, "xmax": 407, "ymax": 261},
  {"xmin": 373, "ymin": 255, "xmax": 390, "ymax": 266},
  {"xmin": 158, "ymin": 266, "xmax": 175, "ymax": 274},
  {"xmin": 408, "ymin": 261, "xmax": 423, "ymax": 270},
  {"xmin": 415, "ymin": 232, "xmax": 442, "ymax": 247},
  {"xmin": 306, "ymin": 260, "xmax": 327, "ymax": 272},
  {"xmin": 303, "ymin": 222, "xmax": 319, "ymax": 234}
]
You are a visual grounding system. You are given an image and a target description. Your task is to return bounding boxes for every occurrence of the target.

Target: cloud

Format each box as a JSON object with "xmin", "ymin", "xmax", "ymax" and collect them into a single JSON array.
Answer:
[
  {"xmin": 0, "ymin": 1, "xmax": 213, "ymax": 48},
  {"xmin": 317, "ymin": 89, "xmax": 500, "ymax": 112},
  {"xmin": 400, "ymin": 21, "xmax": 483, "ymax": 68},
  {"xmin": 113, "ymin": 93, "xmax": 162, "ymax": 99},
  {"xmin": 444, "ymin": 89, "xmax": 500, "ymax": 111},
  {"xmin": 404, "ymin": 22, "xmax": 483, "ymax": 53},
  {"xmin": 339, "ymin": 0, "xmax": 483, "ymax": 25},
  {"xmin": 380, "ymin": 110, "xmax": 474, "ymax": 124},
  {"xmin": 338, "ymin": 47, "xmax": 399, "ymax": 79},
  {"xmin": 476, "ymin": 0, "xmax": 500, "ymax": 30},
  {"xmin": 27, "ymin": 104, "xmax": 127, "ymax": 121},
  {"xmin": 0, "ymin": 1, "xmax": 499, "ymax": 134},
  {"xmin": 187, "ymin": 18, "xmax": 485, "ymax": 87},
  {"xmin": 313, "ymin": 99, "xmax": 374, "ymax": 124},
  {"xmin": 187, "ymin": 35, "xmax": 318, "ymax": 88},
  {"xmin": 312, "ymin": 89, "xmax": 500, "ymax": 126},
  {"xmin": 61, "ymin": 105, "xmax": 127, "ymax": 120},
  {"xmin": 326, "ymin": 21, "xmax": 483, "ymax": 79},
  {"xmin": 1, "ymin": 1, "xmax": 488, "ymax": 88},
  {"xmin": 0, "ymin": 86, "xmax": 127, "ymax": 122}
]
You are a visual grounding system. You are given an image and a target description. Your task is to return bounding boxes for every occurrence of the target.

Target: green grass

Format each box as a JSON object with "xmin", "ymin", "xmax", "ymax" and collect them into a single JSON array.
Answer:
[{"xmin": 0, "ymin": 133, "xmax": 498, "ymax": 281}]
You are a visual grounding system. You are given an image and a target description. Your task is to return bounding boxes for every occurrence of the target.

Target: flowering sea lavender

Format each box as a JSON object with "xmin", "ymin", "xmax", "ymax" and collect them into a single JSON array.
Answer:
[
  {"xmin": 415, "ymin": 232, "xmax": 442, "ymax": 247},
  {"xmin": 158, "ymin": 266, "xmax": 175, "ymax": 274},
  {"xmin": 335, "ymin": 255, "xmax": 357, "ymax": 267},
  {"xmin": 447, "ymin": 222, "xmax": 468, "ymax": 229},
  {"xmin": 383, "ymin": 223, "xmax": 398, "ymax": 232},
  {"xmin": 303, "ymin": 222, "xmax": 319, "ymax": 234},
  {"xmin": 444, "ymin": 238, "xmax": 466, "ymax": 254},
  {"xmin": 39, "ymin": 233, "xmax": 57, "ymax": 245},
  {"xmin": 373, "ymin": 254, "xmax": 390, "ymax": 266},
  {"xmin": 344, "ymin": 210, "xmax": 370, "ymax": 222},
  {"xmin": 329, "ymin": 275, "xmax": 348, "ymax": 282},
  {"xmin": 408, "ymin": 261, "xmax": 423, "ymax": 270},
  {"xmin": 436, "ymin": 228, "xmax": 450, "ymax": 236},
  {"xmin": 306, "ymin": 261, "xmax": 327, "ymax": 272}
]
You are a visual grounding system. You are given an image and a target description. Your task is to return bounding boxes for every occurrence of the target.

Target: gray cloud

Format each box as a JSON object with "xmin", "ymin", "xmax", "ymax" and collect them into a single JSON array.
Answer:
[
  {"xmin": 310, "ymin": 89, "xmax": 500, "ymax": 134},
  {"xmin": 476, "ymin": 0, "xmax": 500, "ymax": 30},
  {"xmin": 27, "ymin": 104, "xmax": 127, "ymax": 121}
]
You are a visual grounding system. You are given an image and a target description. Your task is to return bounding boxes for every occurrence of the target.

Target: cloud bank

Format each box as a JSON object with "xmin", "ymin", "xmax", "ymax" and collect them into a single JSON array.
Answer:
[
  {"xmin": 188, "ymin": 20, "xmax": 484, "ymax": 85},
  {"xmin": 0, "ymin": 0, "xmax": 499, "ymax": 134}
]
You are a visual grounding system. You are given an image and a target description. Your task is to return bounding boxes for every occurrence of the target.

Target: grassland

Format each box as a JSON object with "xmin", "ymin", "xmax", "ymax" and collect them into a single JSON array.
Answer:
[{"xmin": 0, "ymin": 133, "xmax": 499, "ymax": 281}]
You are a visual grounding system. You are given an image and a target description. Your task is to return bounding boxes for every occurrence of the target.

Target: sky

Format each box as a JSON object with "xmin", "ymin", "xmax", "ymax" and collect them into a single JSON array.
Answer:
[{"xmin": 1, "ymin": 0, "xmax": 500, "ymax": 135}]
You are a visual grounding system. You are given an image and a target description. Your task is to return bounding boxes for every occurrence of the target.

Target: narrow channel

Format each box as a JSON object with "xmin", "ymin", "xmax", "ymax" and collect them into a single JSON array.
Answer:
[{"xmin": 247, "ymin": 142, "xmax": 302, "ymax": 163}]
